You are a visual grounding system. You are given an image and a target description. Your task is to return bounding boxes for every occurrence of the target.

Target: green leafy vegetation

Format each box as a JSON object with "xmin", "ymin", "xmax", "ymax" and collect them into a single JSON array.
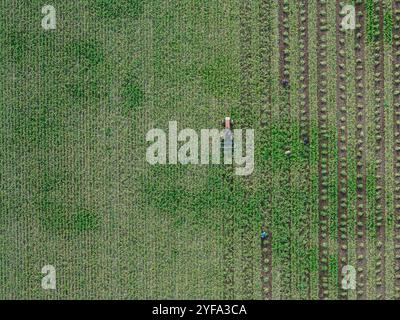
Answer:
[
  {"xmin": 122, "ymin": 78, "xmax": 145, "ymax": 112},
  {"xmin": 90, "ymin": 0, "xmax": 144, "ymax": 20},
  {"xmin": 384, "ymin": 10, "xmax": 393, "ymax": 44},
  {"xmin": 366, "ymin": 0, "xmax": 379, "ymax": 43},
  {"xmin": 0, "ymin": 0, "xmax": 397, "ymax": 300},
  {"xmin": 366, "ymin": 0, "xmax": 392, "ymax": 44},
  {"xmin": 201, "ymin": 55, "xmax": 239, "ymax": 98}
]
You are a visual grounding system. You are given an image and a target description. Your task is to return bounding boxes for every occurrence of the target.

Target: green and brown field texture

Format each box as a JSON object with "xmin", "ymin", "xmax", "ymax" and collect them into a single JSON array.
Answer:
[{"xmin": 0, "ymin": 0, "xmax": 400, "ymax": 299}]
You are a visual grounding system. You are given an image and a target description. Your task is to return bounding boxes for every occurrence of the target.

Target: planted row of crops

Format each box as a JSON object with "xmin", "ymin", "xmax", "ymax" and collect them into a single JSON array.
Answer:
[
  {"xmin": 222, "ymin": 160, "xmax": 235, "ymax": 298},
  {"xmin": 336, "ymin": 0, "xmax": 349, "ymax": 300},
  {"xmin": 372, "ymin": 0, "xmax": 386, "ymax": 299},
  {"xmin": 366, "ymin": 0, "xmax": 393, "ymax": 44},
  {"xmin": 275, "ymin": 0, "xmax": 292, "ymax": 299},
  {"xmin": 238, "ymin": 0, "xmax": 257, "ymax": 299},
  {"xmin": 316, "ymin": 0, "xmax": 330, "ymax": 300},
  {"xmin": 297, "ymin": 0, "xmax": 311, "ymax": 299},
  {"xmin": 354, "ymin": 0, "xmax": 368, "ymax": 300},
  {"xmin": 259, "ymin": 0, "xmax": 273, "ymax": 300},
  {"xmin": 393, "ymin": 0, "xmax": 400, "ymax": 299}
]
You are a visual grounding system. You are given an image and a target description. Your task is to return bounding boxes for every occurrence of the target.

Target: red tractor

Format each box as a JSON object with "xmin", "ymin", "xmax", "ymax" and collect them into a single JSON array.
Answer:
[
  {"xmin": 221, "ymin": 117, "xmax": 233, "ymax": 150},
  {"xmin": 221, "ymin": 117, "xmax": 234, "ymax": 161},
  {"xmin": 223, "ymin": 116, "xmax": 232, "ymax": 130}
]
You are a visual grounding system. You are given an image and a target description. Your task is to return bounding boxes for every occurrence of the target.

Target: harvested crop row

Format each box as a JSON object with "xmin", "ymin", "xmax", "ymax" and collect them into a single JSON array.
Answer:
[
  {"xmin": 316, "ymin": 0, "xmax": 330, "ymax": 300},
  {"xmin": 259, "ymin": 0, "xmax": 273, "ymax": 300},
  {"xmin": 336, "ymin": 0, "xmax": 349, "ymax": 300},
  {"xmin": 239, "ymin": 0, "xmax": 256, "ymax": 299},
  {"xmin": 277, "ymin": 0, "xmax": 292, "ymax": 299},
  {"xmin": 354, "ymin": 0, "xmax": 368, "ymax": 300},
  {"xmin": 297, "ymin": 0, "xmax": 311, "ymax": 299},
  {"xmin": 392, "ymin": 0, "xmax": 400, "ymax": 300},
  {"xmin": 374, "ymin": 0, "xmax": 386, "ymax": 300}
]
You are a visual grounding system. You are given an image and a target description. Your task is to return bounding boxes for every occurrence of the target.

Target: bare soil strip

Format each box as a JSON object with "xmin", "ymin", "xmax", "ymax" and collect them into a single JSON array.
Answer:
[
  {"xmin": 354, "ymin": 1, "xmax": 368, "ymax": 300},
  {"xmin": 374, "ymin": 0, "xmax": 386, "ymax": 299},
  {"xmin": 316, "ymin": 0, "xmax": 329, "ymax": 300},
  {"xmin": 336, "ymin": 0, "xmax": 349, "ymax": 300},
  {"xmin": 278, "ymin": 0, "xmax": 292, "ymax": 298},
  {"xmin": 239, "ymin": 0, "xmax": 255, "ymax": 299},
  {"xmin": 392, "ymin": 0, "xmax": 400, "ymax": 300},
  {"xmin": 298, "ymin": 0, "xmax": 311, "ymax": 299},
  {"xmin": 259, "ymin": 0, "xmax": 273, "ymax": 299}
]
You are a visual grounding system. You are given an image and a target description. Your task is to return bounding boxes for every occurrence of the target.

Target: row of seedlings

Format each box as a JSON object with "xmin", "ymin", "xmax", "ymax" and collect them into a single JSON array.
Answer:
[
  {"xmin": 392, "ymin": 0, "xmax": 400, "ymax": 300},
  {"xmin": 297, "ymin": 0, "xmax": 311, "ymax": 299},
  {"xmin": 373, "ymin": 0, "xmax": 386, "ymax": 299},
  {"xmin": 336, "ymin": 0, "xmax": 349, "ymax": 300},
  {"xmin": 316, "ymin": 0, "xmax": 330, "ymax": 300},
  {"xmin": 354, "ymin": 0, "xmax": 368, "ymax": 299}
]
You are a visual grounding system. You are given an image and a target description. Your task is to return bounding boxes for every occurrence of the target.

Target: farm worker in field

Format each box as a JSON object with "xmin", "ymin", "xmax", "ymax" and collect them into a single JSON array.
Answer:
[{"xmin": 261, "ymin": 230, "xmax": 267, "ymax": 239}]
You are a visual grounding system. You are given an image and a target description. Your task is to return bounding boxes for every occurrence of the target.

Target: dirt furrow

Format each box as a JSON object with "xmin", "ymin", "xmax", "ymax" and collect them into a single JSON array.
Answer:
[
  {"xmin": 392, "ymin": 0, "xmax": 400, "ymax": 300},
  {"xmin": 354, "ymin": 0, "xmax": 367, "ymax": 300},
  {"xmin": 336, "ymin": 1, "xmax": 349, "ymax": 300},
  {"xmin": 316, "ymin": 0, "xmax": 329, "ymax": 300},
  {"xmin": 259, "ymin": 0, "xmax": 273, "ymax": 300},
  {"xmin": 297, "ymin": 0, "xmax": 311, "ymax": 299},
  {"xmin": 374, "ymin": 0, "xmax": 386, "ymax": 300}
]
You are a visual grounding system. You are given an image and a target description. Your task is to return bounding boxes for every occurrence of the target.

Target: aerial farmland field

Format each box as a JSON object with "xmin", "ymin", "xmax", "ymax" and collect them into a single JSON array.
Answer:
[{"xmin": 0, "ymin": 0, "xmax": 399, "ymax": 300}]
